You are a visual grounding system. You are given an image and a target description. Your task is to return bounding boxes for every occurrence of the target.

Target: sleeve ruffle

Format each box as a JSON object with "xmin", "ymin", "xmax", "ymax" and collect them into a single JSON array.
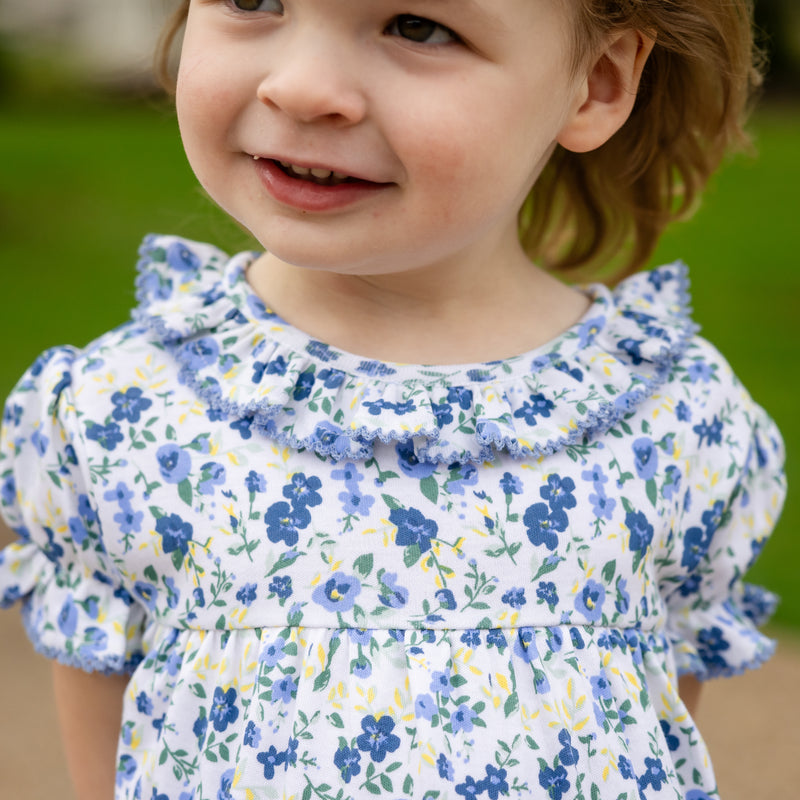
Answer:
[
  {"xmin": 1, "ymin": 542, "xmax": 147, "ymax": 673},
  {"xmin": 668, "ymin": 582, "xmax": 779, "ymax": 680},
  {"xmin": 0, "ymin": 347, "xmax": 148, "ymax": 673},
  {"xmin": 662, "ymin": 372, "xmax": 786, "ymax": 681}
]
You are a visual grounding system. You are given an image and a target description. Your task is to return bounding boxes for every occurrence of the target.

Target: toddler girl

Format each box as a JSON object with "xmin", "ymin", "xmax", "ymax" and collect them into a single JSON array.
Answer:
[{"xmin": 0, "ymin": 1, "xmax": 786, "ymax": 799}]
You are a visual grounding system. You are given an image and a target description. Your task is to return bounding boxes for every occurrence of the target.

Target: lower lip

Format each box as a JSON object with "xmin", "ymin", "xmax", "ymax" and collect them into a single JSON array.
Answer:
[{"xmin": 253, "ymin": 158, "xmax": 389, "ymax": 212}]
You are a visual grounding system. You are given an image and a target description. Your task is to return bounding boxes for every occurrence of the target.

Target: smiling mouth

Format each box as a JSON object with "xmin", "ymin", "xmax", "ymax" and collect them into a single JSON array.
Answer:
[{"xmin": 255, "ymin": 156, "xmax": 358, "ymax": 186}]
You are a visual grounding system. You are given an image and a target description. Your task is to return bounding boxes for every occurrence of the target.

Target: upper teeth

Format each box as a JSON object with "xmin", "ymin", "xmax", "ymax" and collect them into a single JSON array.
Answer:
[{"xmin": 279, "ymin": 161, "xmax": 349, "ymax": 181}]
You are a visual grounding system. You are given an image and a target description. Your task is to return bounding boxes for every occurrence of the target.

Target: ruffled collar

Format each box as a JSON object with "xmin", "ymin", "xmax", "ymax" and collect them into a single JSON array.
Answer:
[{"xmin": 132, "ymin": 235, "xmax": 697, "ymax": 464}]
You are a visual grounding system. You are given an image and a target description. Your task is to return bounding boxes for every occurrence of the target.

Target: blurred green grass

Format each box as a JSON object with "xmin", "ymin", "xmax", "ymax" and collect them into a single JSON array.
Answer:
[{"xmin": 0, "ymin": 96, "xmax": 797, "ymax": 626}]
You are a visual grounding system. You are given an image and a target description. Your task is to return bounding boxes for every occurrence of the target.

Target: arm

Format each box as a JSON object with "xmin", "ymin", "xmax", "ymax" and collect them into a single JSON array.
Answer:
[
  {"xmin": 52, "ymin": 663, "xmax": 129, "ymax": 800},
  {"xmin": 678, "ymin": 674, "xmax": 702, "ymax": 717}
]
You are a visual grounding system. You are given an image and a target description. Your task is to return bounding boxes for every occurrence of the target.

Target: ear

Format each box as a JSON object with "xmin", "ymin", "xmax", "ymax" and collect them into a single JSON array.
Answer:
[{"xmin": 557, "ymin": 29, "xmax": 655, "ymax": 154}]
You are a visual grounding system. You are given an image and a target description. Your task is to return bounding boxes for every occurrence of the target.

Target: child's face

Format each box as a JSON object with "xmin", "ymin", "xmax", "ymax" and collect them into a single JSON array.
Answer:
[{"xmin": 177, "ymin": 0, "xmax": 587, "ymax": 277}]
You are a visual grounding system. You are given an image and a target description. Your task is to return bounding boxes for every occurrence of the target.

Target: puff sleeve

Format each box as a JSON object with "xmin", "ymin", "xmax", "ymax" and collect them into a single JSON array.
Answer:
[
  {"xmin": 661, "ymin": 369, "xmax": 786, "ymax": 680},
  {"xmin": 0, "ymin": 347, "xmax": 147, "ymax": 673}
]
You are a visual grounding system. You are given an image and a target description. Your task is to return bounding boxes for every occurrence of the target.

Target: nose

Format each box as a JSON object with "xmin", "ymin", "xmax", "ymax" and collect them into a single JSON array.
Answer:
[{"xmin": 256, "ymin": 31, "xmax": 368, "ymax": 125}]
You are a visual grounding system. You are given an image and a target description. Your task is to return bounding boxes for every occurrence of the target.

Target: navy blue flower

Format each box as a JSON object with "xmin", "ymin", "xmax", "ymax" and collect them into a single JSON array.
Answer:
[
  {"xmin": 111, "ymin": 387, "xmax": 153, "ymax": 423},
  {"xmin": 292, "ymin": 368, "xmax": 316, "ymax": 401},
  {"xmin": 676, "ymin": 400, "xmax": 692, "ymax": 422},
  {"xmin": 540, "ymin": 474, "xmax": 577, "ymax": 511},
  {"xmin": 264, "ymin": 501, "xmax": 311, "ymax": 547},
  {"xmin": 85, "ymin": 422, "xmax": 124, "ymax": 452},
  {"xmin": 697, "ymin": 626, "xmax": 731, "ymax": 669},
  {"xmin": 437, "ymin": 752, "xmax": 455, "ymax": 781},
  {"xmin": 156, "ymin": 514, "xmax": 194, "ymax": 556},
  {"xmin": 693, "ymin": 415, "xmax": 724, "ymax": 447},
  {"xmin": 513, "ymin": 628, "xmax": 539, "ymax": 664},
  {"xmin": 136, "ymin": 692, "xmax": 153, "ymax": 715},
  {"xmin": 574, "ymin": 579, "xmax": 606, "ymax": 623},
  {"xmin": 396, "ymin": 440, "xmax": 437, "ymax": 479},
  {"xmin": 483, "ymin": 764, "xmax": 509, "ymax": 799},
  {"xmin": 626, "ymin": 510, "xmax": 653, "ymax": 555},
  {"xmin": 256, "ymin": 746, "xmax": 286, "ymax": 780},
  {"xmin": 209, "ymin": 687, "xmax": 239, "ymax": 732},
  {"xmin": 638, "ymin": 757, "xmax": 667, "ymax": 791},
  {"xmin": 538, "ymin": 764, "xmax": 570, "ymax": 800},
  {"xmin": 513, "ymin": 393, "xmax": 555, "ymax": 425},
  {"xmin": 268, "ymin": 575, "xmax": 293, "ymax": 600},
  {"xmin": 312, "ymin": 573, "xmax": 362, "ymax": 612},
  {"xmin": 659, "ymin": 720, "xmax": 680, "ymax": 751},
  {"xmin": 557, "ymin": 728, "xmax": 579, "ymax": 766},
  {"xmin": 523, "ymin": 503, "xmax": 566, "ymax": 551},
  {"xmin": 156, "ymin": 444, "xmax": 192, "ymax": 484},
  {"xmin": 500, "ymin": 472, "xmax": 523, "ymax": 495},
  {"xmin": 447, "ymin": 386, "xmax": 474, "ymax": 410},
  {"xmin": 317, "ymin": 367, "xmax": 346, "ymax": 388},
  {"xmin": 390, "ymin": 506, "xmax": 438, "ymax": 553},
  {"xmin": 486, "ymin": 628, "xmax": 507, "ymax": 651},
  {"xmin": 236, "ymin": 583, "xmax": 257, "ymax": 606},
  {"xmin": 618, "ymin": 754, "xmax": 635, "ymax": 780},
  {"xmin": 681, "ymin": 526, "xmax": 712, "ymax": 570},
  {"xmin": 431, "ymin": 402, "xmax": 454, "ymax": 427},
  {"xmin": 356, "ymin": 714, "xmax": 401, "ymax": 763},
  {"xmin": 701, "ymin": 500, "xmax": 725, "ymax": 533},
  {"xmin": 618, "ymin": 338, "xmax": 644, "ymax": 365},
  {"xmin": 435, "ymin": 588, "xmax": 457, "ymax": 610},
  {"xmin": 501, "ymin": 587, "xmax": 526, "ymax": 609},
  {"xmin": 193, "ymin": 712, "xmax": 208, "ymax": 746},
  {"xmin": 334, "ymin": 744, "xmax": 361, "ymax": 784},
  {"xmin": 632, "ymin": 437, "xmax": 659, "ymax": 480},
  {"xmin": 536, "ymin": 581, "xmax": 559, "ymax": 610},
  {"xmin": 282, "ymin": 472, "xmax": 322, "ymax": 508},
  {"xmin": 455, "ymin": 776, "xmax": 483, "ymax": 798}
]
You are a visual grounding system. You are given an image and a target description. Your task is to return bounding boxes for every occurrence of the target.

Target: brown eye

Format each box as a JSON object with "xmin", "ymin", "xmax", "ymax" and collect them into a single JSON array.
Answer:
[
  {"xmin": 387, "ymin": 15, "xmax": 458, "ymax": 45},
  {"xmin": 231, "ymin": 0, "xmax": 283, "ymax": 11}
]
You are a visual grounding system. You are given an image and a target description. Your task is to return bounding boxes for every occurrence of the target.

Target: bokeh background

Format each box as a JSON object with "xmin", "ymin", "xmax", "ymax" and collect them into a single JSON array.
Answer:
[{"xmin": 0, "ymin": 0, "xmax": 798, "ymax": 797}]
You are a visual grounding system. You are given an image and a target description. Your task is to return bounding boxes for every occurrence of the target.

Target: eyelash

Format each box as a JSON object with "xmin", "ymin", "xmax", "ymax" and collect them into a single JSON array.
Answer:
[{"xmin": 225, "ymin": 2, "xmax": 460, "ymax": 47}]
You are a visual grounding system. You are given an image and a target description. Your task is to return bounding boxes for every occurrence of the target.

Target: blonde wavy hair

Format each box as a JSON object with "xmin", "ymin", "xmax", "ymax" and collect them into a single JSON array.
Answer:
[{"xmin": 156, "ymin": 0, "xmax": 763, "ymax": 281}]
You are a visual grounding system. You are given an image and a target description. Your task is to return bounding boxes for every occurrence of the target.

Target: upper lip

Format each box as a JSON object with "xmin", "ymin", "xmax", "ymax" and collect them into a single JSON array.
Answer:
[{"xmin": 250, "ymin": 152, "xmax": 388, "ymax": 184}]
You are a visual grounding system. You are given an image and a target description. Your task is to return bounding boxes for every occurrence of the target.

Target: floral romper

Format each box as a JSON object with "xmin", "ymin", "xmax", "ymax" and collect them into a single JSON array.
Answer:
[{"xmin": 0, "ymin": 236, "xmax": 786, "ymax": 800}]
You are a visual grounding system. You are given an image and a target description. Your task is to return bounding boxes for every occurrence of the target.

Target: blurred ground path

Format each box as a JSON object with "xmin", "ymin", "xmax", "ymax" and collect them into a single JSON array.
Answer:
[{"xmin": 0, "ymin": 527, "xmax": 798, "ymax": 798}]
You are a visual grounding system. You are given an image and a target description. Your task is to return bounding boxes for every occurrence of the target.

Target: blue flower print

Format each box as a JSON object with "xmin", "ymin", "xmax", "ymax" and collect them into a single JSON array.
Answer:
[
  {"xmin": 483, "ymin": 764, "xmax": 509, "ymax": 799},
  {"xmin": 390, "ymin": 506, "xmax": 438, "ymax": 553},
  {"xmin": 244, "ymin": 721, "xmax": 262, "ymax": 750},
  {"xmin": 501, "ymin": 587, "xmax": 526, "ymax": 609},
  {"xmin": 57, "ymin": 596, "xmax": 78, "ymax": 637},
  {"xmin": 166, "ymin": 240, "xmax": 201, "ymax": 273},
  {"xmin": 500, "ymin": 472, "xmax": 523, "ymax": 495},
  {"xmin": 435, "ymin": 588, "xmax": 457, "ymax": 610},
  {"xmin": 589, "ymin": 490, "xmax": 616, "ymax": 520},
  {"xmin": 618, "ymin": 754, "xmax": 635, "ymax": 780},
  {"xmin": 513, "ymin": 393, "xmax": 555, "ymax": 425},
  {"xmin": 662, "ymin": 464, "xmax": 682, "ymax": 500},
  {"xmin": 292, "ymin": 368, "xmax": 316, "ymax": 401},
  {"xmin": 260, "ymin": 636, "xmax": 287, "ymax": 667},
  {"xmin": 577, "ymin": 316, "xmax": 605, "ymax": 347},
  {"xmin": 557, "ymin": 729, "xmax": 579, "ymax": 766},
  {"xmin": 245, "ymin": 470, "xmax": 266, "ymax": 493},
  {"xmin": 256, "ymin": 746, "xmax": 286, "ymax": 780},
  {"xmin": 133, "ymin": 581, "xmax": 158, "ymax": 611},
  {"xmin": 431, "ymin": 402, "xmax": 453, "ymax": 427},
  {"xmin": 632, "ymin": 437, "xmax": 659, "ymax": 480},
  {"xmin": 539, "ymin": 764, "xmax": 571, "ymax": 800},
  {"xmin": 230, "ymin": 416, "xmax": 253, "ymax": 440},
  {"xmin": 236, "ymin": 583, "xmax": 257, "ymax": 606},
  {"xmin": 339, "ymin": 490, "xmax": 375, "ymax": 516},
  {"xmin": 626, "ymin": 510, "xmax": 653, "ymax": 555},
  {"xmin": 136, "ymin": 692, "xmax": 153, "ymax": 715},
  {"xmin": 396, "ymin": 440, "xmax": 437, "ymax": 479},
  {"xmin": 217, "ymin": 768, "xmax": 235, "ymax": 800},
  {"xmin": 676, "ymin": 400, "xmax": 692, "ymax": 421},
  {"xmin": 638, "ymin": 757, "xmax": 667, "ymax": 791},
  {"xmin": 209, "ymin": 687, "xmax": 239, "ymax": 732},
  {"xmin": 682, "ymin": 526, "xmax": 713, "ymax": 570},
  {"xmin": 181, "ymin": 337, "xmax": 220, "ymax": 370},
  {"xmin": 85, "ymin": 422, "xmax": 124, "ymax": 452},
  {"xmin": 377, "ymin": 572, "xmax": 408, "ymax": 608},
  {"xmin": 264, "ymin": 501, "xmax": 310, "ymax": 547},
  {"xmin": 455, "ymin": 776, "xmax": 483, "ymax": 798},
  {"xmin": 312, "ymin": 573, "xmax": 362, "ymax": 612},
  {"xmin": 659, "ymin": 720, "xmax": 680, "ymax": 752},
  {"xmin": 540, "ymin": 474, "xmax": 577, "ymax": 511},
  {"xmin": 334, "ymin": 744, "xmax": 362, "ymax": 784},
  {"xmin": 30, "ymin": 429, "xmax": 49, "ymax": 456},
  {"xmin": 437, "ymin": 753, "xmax": 455, "ymax": 781},
  {"xmin": 156, "ymin": 444, "xmax": 192, "ymax": 484},
  {"xmin": 116, "ymin": 754, "xmax": 137, "ymax": 786},
  {"xmin": 514, "ymin": 628, "xmax": 539, "ymax": 664},
  {"xmin": 430, "ymin": 670, "xmax": 452, "ymax": 697},
  {"xmin": 693, "ymin": 415, "xmax": 724, "ymax": 447},
  {"xmin": 618, "ymin": 338, "xmax": 644, "ymax": 365},
  {"xmin": 590, "ymin": 673, "xmax": 613, "ymax": 703},
  {"xmin": 268, "ymin": 575, "xmax": 293, "ymax": 600},
  {"xmin": 317, "ymin": 367, "xmax": 346, "ymax": 388},
  {"xmin": 536, "ymin": 581, "xmax": 559, "ymax": 611},
  {"xmin": 272, "ymin": 674, "xmax": 297, "ymax": 704},
  {"xmin": 447, "ymin": 386, "xmax": 474, "ymax": 410},
  {"xmin": 198, "ymin": 462, "xmax": 226, "ymax": 495},
  {"xmin": 574, "ymin": 580, "xmax": 605, "ymax": 623},
  {"xmin": 415, "ymin": 694, "xmax": 436, "ymax": 721},
  {"xmin": 283, "ymin": 472, "xmax": 322, "ymax": 508},
  {"xmin": 356, "ymin": 714, "xmax": 401, "ymax": 763},
  {"xmin": 111, "ymin": 387, "xmax": 153, "ymax": 423},
  {"xmin": 687, "ymin": 360, "xmax": 714, "ymax": 383},
  {"xmin": 156, "ymin": 514, "xmax": 194, "ymax": 557},
  {"xmin": 696, "ymin": 626, "xmax": 731, "ymax": 669},
  {"xmin": 451, "ymin": 704, "xmax": 477, "ymax": 733},
  {"xmin": 523, "ymin": 503, "xmax": 567, "ymax": 551}
]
